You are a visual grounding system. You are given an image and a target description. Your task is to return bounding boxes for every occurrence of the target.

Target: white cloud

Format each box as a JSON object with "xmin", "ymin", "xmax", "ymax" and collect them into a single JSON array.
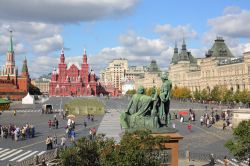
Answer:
[
  {"xmin": 87, "ymin": 32, "xmax": 173, "ymax": 75},
  {"xmin": 119, "ymin": 31, "xmax": 168, "ymax": 56},
  {"xmin": 33, "ymin": 35, "xmax": 63, "ymax": 54},
  {"xmin": 0, "ymin": 0, "xmax": 139, "ymax": 23},
  {"xmin": 208, "ymin": 7, "xmax": 250, "ymax": 38},
  {"xmin": 223, "ymin": 6, "xmax": 242, "ymax": 15},
  {"xmin": 29, "ymin": 56, "xmax": 59, "ymax": 77},
  {"xmin": 0, "ymin": 21, "xmax": 63, "ymax": 56},
  {"xmin": 154, "ymin": 24, "xmax": 197, "ymax": 42}
]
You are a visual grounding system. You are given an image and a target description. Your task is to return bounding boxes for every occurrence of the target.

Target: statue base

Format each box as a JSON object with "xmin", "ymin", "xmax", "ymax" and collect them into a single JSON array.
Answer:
[{"xmin": 151, "ymin": 132, "xmax": 183, "ymax": 166}]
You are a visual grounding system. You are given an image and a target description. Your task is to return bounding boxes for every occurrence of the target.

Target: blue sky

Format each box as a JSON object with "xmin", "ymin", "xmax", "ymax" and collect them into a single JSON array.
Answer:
[{"xmin": 0, "ymin": 0, "xmax": 250, "ymax": 77}]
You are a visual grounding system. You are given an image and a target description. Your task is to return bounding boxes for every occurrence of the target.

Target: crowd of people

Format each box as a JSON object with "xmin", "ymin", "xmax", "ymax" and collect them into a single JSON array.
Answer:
[
  {"xmin": 199, "ymin": 109, "xmax": 232, "ymax": 129},
  {"xmin": 0, "ymin": 123, "xmax": 35, "ymax": 141}
]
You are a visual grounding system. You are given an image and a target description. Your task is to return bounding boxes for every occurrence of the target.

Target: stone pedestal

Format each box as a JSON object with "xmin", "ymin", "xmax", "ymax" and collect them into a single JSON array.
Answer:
[{"xmin": 152, "ymin": 132, "xmax": 183, "ymax": 166}]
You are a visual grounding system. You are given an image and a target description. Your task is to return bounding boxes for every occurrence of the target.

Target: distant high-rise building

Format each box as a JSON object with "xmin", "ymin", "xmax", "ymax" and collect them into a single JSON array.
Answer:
[{"xmin": 100, "ymin": 58, "xmax": 128, "ymax": 90}]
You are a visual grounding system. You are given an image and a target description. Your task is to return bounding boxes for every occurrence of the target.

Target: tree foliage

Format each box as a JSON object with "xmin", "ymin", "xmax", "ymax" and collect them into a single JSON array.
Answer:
[
  {"xmin": 60, "ymin": 137, "xmax": 100, "ymax": 166},
  {"xmin": 28, "ymin": 84, "xmax": 41, "ymax": 95},
  {"xmin": 200, "ymin": 89, "xmax": 209, "ymax": 101},
  {"xmin": 225, "ymin": 120, "xmax": 250, "ymax": 162},
  {"xmin": 60, "ymin": 130, "xmax": 168, "ymax": 166},
  {"xmin": 171, "ymin": 86, "xmax": 191, "ymax": 99},
  {"xmin": 126, "ymin": 89, "xmax": 136, "ymax": 95}
]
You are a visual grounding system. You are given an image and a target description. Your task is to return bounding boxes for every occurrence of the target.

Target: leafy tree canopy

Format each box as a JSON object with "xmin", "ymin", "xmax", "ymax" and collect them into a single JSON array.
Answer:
[
  {"xmin": 60, "ymin": 130, "xmax": 169, "ymax": 166},
  {"xmin": 225, "ymin": 120, "xmax": 250, "ymax": 162}
]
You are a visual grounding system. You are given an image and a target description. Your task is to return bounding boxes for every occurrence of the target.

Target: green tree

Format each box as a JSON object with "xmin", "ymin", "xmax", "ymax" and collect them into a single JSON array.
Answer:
[
  {"xmin": 126, "ymin": 89, "xmax": 136, "ymax": 95},
  {"xmin": 238, "ymin": 90, "xmax": 250, "ymax": 104},
  {"xmin": 210, "ymin": 85, "xmax": 222, "ymax": 101},
  {"xmin": 225, "ymin": 120, "xmax": 250, "ymax": 162},
  {"xmin": 114, "ymin": 130, "xmax": 166, "ymax": 166},
  {"xmin": 223, "ymin": 89, "xmax": 234, "ymax": 103},
  {"xmin": 28, "ymin": 84, "xmax": 41, "ymax": 95},
  {"xmin": 145, "ymin": 87, "xmax": 153, "ymax": 96},
  {"xmin": 233, "ymin": 90, "xmax": 241, "ymax": 103},
  {"xmin": 200, "ymin": 89, "xmax": 209, "ymax": 101},
  {"xmin": 60, "ymin": 130, "xmax": 168, "ymax": 166},
  {"xmin": 60, "ymin": 137, "xmax": 100, "ymax": 166},
  {"xmin": 180, "ymin": 87, "xmax": 191, "ymax": 99},
  {"xmin": 193, "ymin": 89, "xmax": 202, "ymax": 100}
]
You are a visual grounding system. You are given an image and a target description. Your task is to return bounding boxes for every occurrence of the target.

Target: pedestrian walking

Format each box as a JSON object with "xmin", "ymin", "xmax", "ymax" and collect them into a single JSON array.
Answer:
[
  {"xmin": 84, "ymin": 120, "xmax": 87, "ymax": 128},
  {"xmin": 187, "ymin": 122, "xmax": 192, "ymax": 132},
  {"xmin": 223, "ymin": 156, "xmax": 229, "ymax": 166},
  {"xmin": 61, "ymin": 136, "xmax": 66, "ymax": 147},
  {"xmin": 55, "ymin": 119, "xmax": 59, "ymax": 129},
  {"xmin": 13, "ymin": 110, "xmax": 16, "ymax": 117},
  {"xmin": 46, "ymin": 136, "xmax": 51, "ymax": 150},
  {"xmin": 70, "ymin": 130, "xmax": 76, "ymax": 142},
  {"xmin": 41, "ymin": 158, "xmax": 46, "ymax": 166},
  {"xmin": 89, "ymin": 128, "xmax": 92, "ymax": 140},
  {"xmin": 209, "ymin": 154, "xmax": 215, "ymax": 166},
  {"xmin": 180, "ymin": 115, "xmax": 184, "ymax": 123},
  {"xmin": 200, "ymin": 115, "xmax": 204, "ymax": 126},
  {"xmin": 53, "ymin": 134, "xmax": 57, "ymax": 146},
  {"xmin": 172, "ymin": 123, "xmax": 176, "ymax": 129},
  {"xmin": 48, "ymin": 120, "xmax": 52, "ymax": 129},
  {"xmin": 223, "ymin": 123, "xmax": 226, "ymax": 130}
]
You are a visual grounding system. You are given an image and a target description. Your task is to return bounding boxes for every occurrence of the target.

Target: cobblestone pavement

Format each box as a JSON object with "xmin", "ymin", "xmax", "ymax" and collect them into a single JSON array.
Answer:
[
  {"xmin": 1, "ymin": 96, "xmax": 247, "ymax": 166},
  {"xmin": 98, "ymin": 97, "xmax": 249, "ymax": 166},
  {"xmin": 0, "ymin": 96, "xmax": 104, "ymax": 165}
]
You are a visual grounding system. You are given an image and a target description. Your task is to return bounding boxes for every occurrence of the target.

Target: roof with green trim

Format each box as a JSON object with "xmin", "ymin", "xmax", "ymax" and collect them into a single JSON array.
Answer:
[{"xmin": 0, "ymin": 98, "xmax": 11, "ymax": 104}]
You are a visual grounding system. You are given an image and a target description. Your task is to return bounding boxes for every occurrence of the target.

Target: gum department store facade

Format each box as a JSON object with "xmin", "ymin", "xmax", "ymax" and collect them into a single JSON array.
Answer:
[{"xmin": 168, "ymin": 37, "xmax": 250, "ymax": 92}]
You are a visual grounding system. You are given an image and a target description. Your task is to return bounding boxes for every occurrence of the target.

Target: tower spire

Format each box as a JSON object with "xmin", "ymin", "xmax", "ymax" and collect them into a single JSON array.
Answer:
[
  {"xmin": 60, "ymin": 47, "xmax": 65, "ymax": 64},
  {"xmin": 8, "ymin": 30, "xmax": 14, "ymax": 52},
  {"xmin": 83, "ymin": 48, "xmax": 87, "ymax": 64},
  {"xmin": 182, "ymin": 37, "xmax": 186, "ymax": 50},
  {"xmin": 174, "ymin": 41, "xmax": 178, "ymax": 53},
  {"xmin": 61, "ymin": 47, "xmax": 64, "ymax": 55},
  {"xmin": 21, "ymin": 56, "xmax": 29, "ymax": 77}
]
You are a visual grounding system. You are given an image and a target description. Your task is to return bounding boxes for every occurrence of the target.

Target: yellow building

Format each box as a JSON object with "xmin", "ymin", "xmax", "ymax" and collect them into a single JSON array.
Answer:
[{"xmin": 169, "ymin": 37, "xmax": 250, "ymax": 92}]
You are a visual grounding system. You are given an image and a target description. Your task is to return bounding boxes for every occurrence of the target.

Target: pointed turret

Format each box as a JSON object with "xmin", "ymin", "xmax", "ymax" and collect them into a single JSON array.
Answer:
[
  {"xmin": 179, "ymin": 38, "xmax": 189, "ymax": 61},
  {"xmin": 181, "ymin": 38, "xmax": 186, "ymax": 51},
  {"xmin": 83, "ymin": 48, "xmax": 87, "ymax": 64},
  {"xmin": 60, "ymin": 47, "xmax": 65, "ymax": 64},
  {"xmin": 8, "ymin": 30, "xmax": 14, "ymax": 53},
  {"xmin": 174, "ymin": 41, "xmax": 178, "ymax": 53},
  {"xmin": 21, "ymin": 56, "xmax": 29, "ymax": 77},
  {"xmin": 172, "ymin": 42, "xmax": 179, "ymax": 64},
  {"xmin": 5, "ymin": 30, "xmax": 15, "ymax": 76}
]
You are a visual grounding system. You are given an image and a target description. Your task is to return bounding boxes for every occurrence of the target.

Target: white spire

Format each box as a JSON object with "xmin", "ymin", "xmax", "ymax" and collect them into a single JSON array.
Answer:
[
  {"xmin": 61, "ymin": 47, "xmax": 64, "ymax": 54},
  {"xmin": 84, "ymin": 48, "xmax": 86, "ymax": 55}
]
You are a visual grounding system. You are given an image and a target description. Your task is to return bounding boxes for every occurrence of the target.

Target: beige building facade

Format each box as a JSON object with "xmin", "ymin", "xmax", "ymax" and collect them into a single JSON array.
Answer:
[
  {"xmin": 32, "ymin": 78, "xmax": 50, "ymax": 94},
  {"xmin": 169, "ymin": 37, "xmax": 250, "ymax": 92},
  {"xmin": 100, "ymin": 58, "xmax": 128, "ymax": 90},
  {"xmin": 100, "ymin": 59, "xmax": 164, "ymax": 92}
]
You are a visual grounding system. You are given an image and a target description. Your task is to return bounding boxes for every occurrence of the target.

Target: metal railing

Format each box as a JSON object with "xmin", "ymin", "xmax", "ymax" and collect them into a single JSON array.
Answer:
[{"xmin": 13, "ymin": 147, "xmax": 62, "ymax": 166}]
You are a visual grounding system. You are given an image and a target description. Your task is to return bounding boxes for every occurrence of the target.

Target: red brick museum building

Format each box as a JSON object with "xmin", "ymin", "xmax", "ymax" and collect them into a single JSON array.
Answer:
[{"xmin": 49, "ymin": 49, "xmax": 97, "ymax": 96}]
